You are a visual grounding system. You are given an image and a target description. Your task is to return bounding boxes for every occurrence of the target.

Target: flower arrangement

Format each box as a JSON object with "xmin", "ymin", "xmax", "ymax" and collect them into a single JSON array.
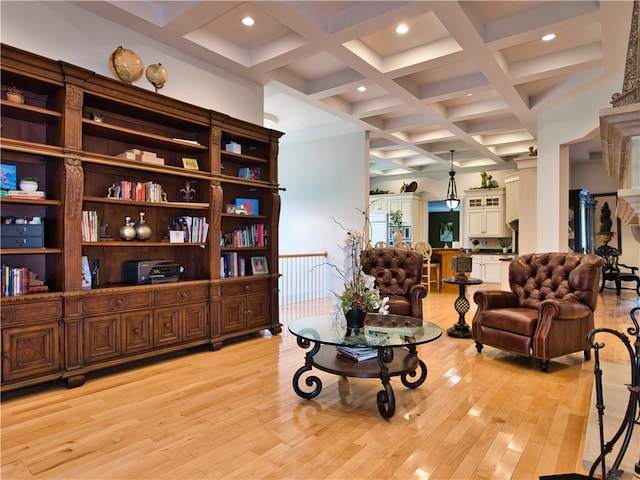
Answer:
[
  {"xmin": 498, "ymin": 238, "xmax": 511, "ymax": 248},
  {"xmin": 330, "ymin": 210, "xmax": 388, "ymax": 317},
  {"xmin": 471, "ymin": 239, "xmax": 480, "ymax": 247}
]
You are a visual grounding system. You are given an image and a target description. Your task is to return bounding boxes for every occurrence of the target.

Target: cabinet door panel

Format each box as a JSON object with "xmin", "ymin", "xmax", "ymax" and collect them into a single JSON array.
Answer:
[
  {"xmin": 467, "ymin": 210, "xmax": 485, "ymax": 236},
  {"xmin": 484, "ymin": 209, "xmax": 504, "ymax": 236},
  {"xmin": 154, "ymin": 307, "xmax": 181, "ymax": 346},
  {"xmin": 246, "ymin": 293, "xmax": 269, "ymax": 329},
  {"xmin": 184, "ymin": 302, "xmax": 208, "ymax": 340},
  {"xmin": 484, "ymin": 261, "xmax": 501, "ymax": 283},
  {"xmin": 84, "ymin": 314, "xmax": 120, "ymax": 363},
  {"xmin": 122, "ymin": 311, "xmax": 152, "ymax": 354},
  {"xmin": 2, "ymin": 322, "xmax": 61, "ymax": 382},
  {"xmin": 220, "ymin": 297, "xmax": 245, "ymax": 334}
]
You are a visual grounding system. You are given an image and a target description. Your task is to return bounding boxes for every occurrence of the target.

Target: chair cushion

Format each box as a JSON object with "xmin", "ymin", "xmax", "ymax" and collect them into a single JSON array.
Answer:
[{"xmin": 477, "ymin": 308, "xmax": 538, "ymax": 336}]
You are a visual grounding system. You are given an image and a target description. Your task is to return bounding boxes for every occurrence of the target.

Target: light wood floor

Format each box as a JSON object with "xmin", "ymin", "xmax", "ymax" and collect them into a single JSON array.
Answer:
[{"xmin": 2, "ymin": 286, "xmax": 639, "ymax": 480}]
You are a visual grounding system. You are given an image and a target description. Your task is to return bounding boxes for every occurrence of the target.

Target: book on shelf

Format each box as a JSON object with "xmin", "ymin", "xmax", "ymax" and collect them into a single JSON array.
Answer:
[
  {"xmin": 81, "ymin": 210, "xmax": 99, "ymax": 242},
  {"xmin": 336, "ymin": 346, "xmax": 379, "ymax": 362},
  {"xmin": 172, "ymin": 216, "xmax": 209, "ymax": 243},
  {"xmin": 1, "ymin": 266, "xmax": 31, "ymax": 297},
  {"xmin": 238, "ymin": 167, "xmax": 260, "ymax": 180},
  {"xmin": 108, "ymin": 181, "xmax": 164, "ymax": 203},
  {"xmin": 222, "ymin": 224, "xmax": 266, "ymax": 248},
  {"xmin": 221, "ymin": 252, "xmax": 246, "ymax": 278}
]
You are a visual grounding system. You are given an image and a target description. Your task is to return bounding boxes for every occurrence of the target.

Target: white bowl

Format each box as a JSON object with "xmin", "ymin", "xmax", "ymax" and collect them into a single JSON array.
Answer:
[{"xmin": 19, "ymin": 180, "xmax": 38, "ymax": 192}]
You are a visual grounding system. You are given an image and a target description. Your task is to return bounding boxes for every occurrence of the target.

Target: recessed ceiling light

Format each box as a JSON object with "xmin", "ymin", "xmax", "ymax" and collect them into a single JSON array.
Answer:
[
  {"xmin": 467, "ymin": 93, "xmax": 473, "ymax": 97},
  {"xmin": 396, "ymin": 23, "xmax": 409, "ymax": 34},
  {"xmin": 242, "ymin": 16, "xmax": 255, "ymax": 26},
  {"xmin": 357, "ymin": 86, "xmax": 367, "ymax": 92},
  {"xmin": 542, "ymin": 33, "xmax": 556, "ymax": 41}
]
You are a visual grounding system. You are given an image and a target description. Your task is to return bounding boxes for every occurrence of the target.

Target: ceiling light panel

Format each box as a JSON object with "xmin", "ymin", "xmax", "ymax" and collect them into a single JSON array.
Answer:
[
  {"xmin": 356, "ymin": 12, "xmax": 449, "ymax": 58},
  {"xmin": 343, "ymin": 11, "xmax": 461, "ymax": 73},
  {"xmin": 184, "ymin": 4, "xmax": 307, "ymax": 67},
  {"xmin": 500, "ymin": 22, "xmax": 602, "ymax": 64},
  {"xmin": 196, "ymin": 4, "xmax": 290, "ymax": 50}
]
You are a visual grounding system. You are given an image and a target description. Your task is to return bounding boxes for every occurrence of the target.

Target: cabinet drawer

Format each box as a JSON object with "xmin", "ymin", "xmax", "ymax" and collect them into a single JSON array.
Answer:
[
  {"xmin": 1, "ymin": 224, "xmax": 44, "ymax": 248},
  {"xmin": 79, "ymin": 292, "xmax": 154, "ymax": 315},
  {"xmin": 221, "ymin": 279, "xmax": 270, "ymax": 297},
  {"xmin": 1, "ymin": 236, "xmax": 44, "ymax": 248},
  {"xmin": 1, "ymin": 299, "xmax": 62, "ymax": 325},
  {"xmin": 154, "ymin": 284, "xmax": 209, "ymax": 305},
  {"xmin": 1, "ymin": 224, "xmax": 44, "ymax": 237}
]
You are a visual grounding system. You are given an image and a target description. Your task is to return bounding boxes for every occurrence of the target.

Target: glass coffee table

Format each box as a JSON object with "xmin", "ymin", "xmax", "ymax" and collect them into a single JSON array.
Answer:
[{"xmin": 288, "ymin": 313, "xmax": 442, "ymax": 419}]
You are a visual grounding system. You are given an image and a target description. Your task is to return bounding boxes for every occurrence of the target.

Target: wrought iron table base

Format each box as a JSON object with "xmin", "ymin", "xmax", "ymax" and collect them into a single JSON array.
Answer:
[
  {"xmin": 292, "ymin": 337, "xmax": 427, "ymax": 419},
  {"xmin": 443, "ymin": 277, "xmax": 483, "ymax": 338}
]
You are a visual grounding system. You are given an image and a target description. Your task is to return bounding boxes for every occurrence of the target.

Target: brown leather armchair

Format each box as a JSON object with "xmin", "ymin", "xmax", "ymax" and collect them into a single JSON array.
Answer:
[
  {"xmin": 361, "ymin": 248, "xmax": 427, "ymax": 319},
  {"xmin": 471, "ymin": 252, "xmax": 603, "ymax": 371}
]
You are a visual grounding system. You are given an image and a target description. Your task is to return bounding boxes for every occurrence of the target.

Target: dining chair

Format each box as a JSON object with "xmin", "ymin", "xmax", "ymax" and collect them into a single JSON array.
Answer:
[
  {"xmin": 414, "ymin": 241, "xmax": 440, "ymax": 292},
  {"xmin": 394, "ymin": 241, "xmax": 411, "ymax": 250}
]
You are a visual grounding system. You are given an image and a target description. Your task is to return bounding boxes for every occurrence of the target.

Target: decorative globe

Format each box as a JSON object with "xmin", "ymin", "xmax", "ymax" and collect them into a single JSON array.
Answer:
[
  {"xmin": 146, "ymin": 63, "xmax": 168, "ymax": 91},
  {"xmin": 109, "ymin": 46, "xmax": 144, "ymax": 84}
]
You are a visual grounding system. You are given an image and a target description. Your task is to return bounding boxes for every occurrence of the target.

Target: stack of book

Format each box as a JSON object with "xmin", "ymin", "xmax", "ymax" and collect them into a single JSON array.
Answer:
[
  {"xmin": 5, "ymin": 190, "xmax": 45, "ymax": 200},
  {"xmin": 336, "ymin": 346, "xmax": 378, "ymax": 362},
  {"xmin": 117, "ymin": 149, "xmax": 165, "ymax": 165}
]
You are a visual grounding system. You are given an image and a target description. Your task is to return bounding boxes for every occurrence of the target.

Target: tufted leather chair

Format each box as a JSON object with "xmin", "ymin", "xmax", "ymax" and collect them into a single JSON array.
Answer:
[
  {"xmin": 471, "ymin": 252, "xmax": 603, "ymax": 372},
  {"xmin": 360, "ymin": 248, "xmax": 427, "ymax": 319}
]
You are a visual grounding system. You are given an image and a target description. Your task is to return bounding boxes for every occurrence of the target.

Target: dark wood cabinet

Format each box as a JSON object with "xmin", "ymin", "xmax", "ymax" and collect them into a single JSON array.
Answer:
[
  {"xmin": 218, "ymin": 279, "xmax": 271, "ymax": 336},
  {"xmin": 1, "ymin": 44, "xmax": 282, "ymax": 391}
]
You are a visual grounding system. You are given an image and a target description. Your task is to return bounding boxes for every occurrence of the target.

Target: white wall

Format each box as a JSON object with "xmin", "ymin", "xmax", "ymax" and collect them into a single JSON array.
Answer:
[
  {"xmin": 0, "ymin": 1, "xmax": 264, "ymax": 125},
  {"xmin": 537, "ymin": 77, "xmax": 620, "ymax": 252},
  {"xmin": 279, "ymin": 132, "xmax": 367, "ymax": 296}
]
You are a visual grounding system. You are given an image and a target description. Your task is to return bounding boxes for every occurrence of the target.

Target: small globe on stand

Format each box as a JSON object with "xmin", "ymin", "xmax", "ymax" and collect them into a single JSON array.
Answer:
[
  {"xmin": 109, "ymin": 46, "xmax": 144, "ymax": 84},
  {"xmin": 146, "ymin": 63, "xmax": 168, "ymax": 92}
]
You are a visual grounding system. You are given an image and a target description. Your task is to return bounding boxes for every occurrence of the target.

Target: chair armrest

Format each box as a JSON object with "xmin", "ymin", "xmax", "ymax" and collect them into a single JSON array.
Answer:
[
  {"xmin": 539, "ymin": 298, "xmax": 591, "ymax": 321},
  {"xmin": 473, "ymin": 290, "xmax": 518, "ymax": 311},
  {"xmin": 619, "ymin": 263, "xmax": 638, "ymax": 274},
  {"xmin": 409, "ymin": 283, "xmax": 427, "ymax": 302}
]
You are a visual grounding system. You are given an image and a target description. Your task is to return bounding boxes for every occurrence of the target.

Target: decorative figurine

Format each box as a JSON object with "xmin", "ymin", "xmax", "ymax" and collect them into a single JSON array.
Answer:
[{"xmin": 180, "ymin": 181, "xmax": 195, "ymax": 202}]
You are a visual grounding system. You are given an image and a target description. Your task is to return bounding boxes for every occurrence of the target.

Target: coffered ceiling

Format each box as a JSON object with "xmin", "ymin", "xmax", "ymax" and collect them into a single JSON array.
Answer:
[{"xmin": 74, "ymin": 1, "xmax": 632, "ymax": 178}]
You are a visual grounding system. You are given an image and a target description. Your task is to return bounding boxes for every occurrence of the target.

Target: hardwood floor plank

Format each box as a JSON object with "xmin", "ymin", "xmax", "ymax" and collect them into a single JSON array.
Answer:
[{"xmin": 2, "ymin": 289, "xmax": 638, "ymax": 479}]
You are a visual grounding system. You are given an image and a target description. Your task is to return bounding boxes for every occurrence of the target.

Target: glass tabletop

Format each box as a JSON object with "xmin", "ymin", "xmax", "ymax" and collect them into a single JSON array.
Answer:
[{"xmin": 288, "ymin": 313, "xmax": 442, "ymax": 348}]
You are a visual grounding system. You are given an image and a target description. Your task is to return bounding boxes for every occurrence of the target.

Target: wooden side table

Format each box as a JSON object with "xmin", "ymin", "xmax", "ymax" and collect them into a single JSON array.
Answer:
[{"xmin": 443, "ymin": 275, "xmax": 483, "ymax": 338}]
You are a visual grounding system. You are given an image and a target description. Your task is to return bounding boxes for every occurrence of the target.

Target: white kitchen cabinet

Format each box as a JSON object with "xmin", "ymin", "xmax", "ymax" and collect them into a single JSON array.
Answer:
[
  {"xmin": 471, "ymin": 254, "xmax": 502, "ymax": 283},
  {"xmin": 465, "ymin": 188, "xmax": 506, "ymax": 237},
  {"xmin": 368, "ymin": 192, "xmax": 424, "ymax": 243}
]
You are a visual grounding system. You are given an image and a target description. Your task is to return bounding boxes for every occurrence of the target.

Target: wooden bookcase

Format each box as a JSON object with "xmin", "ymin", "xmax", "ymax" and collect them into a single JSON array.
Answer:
[{"xmin": 0, "ymin": 44, "xmax": 283, "ymax": 391}]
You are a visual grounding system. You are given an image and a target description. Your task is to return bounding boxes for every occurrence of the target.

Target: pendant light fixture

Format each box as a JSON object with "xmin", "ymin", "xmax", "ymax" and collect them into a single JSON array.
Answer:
[{"xmin": 445, "ymin": 149, "xmax": 460, "ymax": 211}]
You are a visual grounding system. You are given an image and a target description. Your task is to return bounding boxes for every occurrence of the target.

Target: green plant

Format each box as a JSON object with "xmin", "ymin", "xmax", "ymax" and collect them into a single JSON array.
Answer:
[
  {"xmin": 498, "ymin": 238, "xmax": 511, "ymax": 248},
  {"xmin": 21, "ymin": 177, "xmax": 38, "ymax": 182},
  {"xmin": 389, "ymin": 210, "xmax": 403, "ymax": 227},
  {"xmin": 598, "ymin": 201, "xmax": 614, "ymax": 235}
]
